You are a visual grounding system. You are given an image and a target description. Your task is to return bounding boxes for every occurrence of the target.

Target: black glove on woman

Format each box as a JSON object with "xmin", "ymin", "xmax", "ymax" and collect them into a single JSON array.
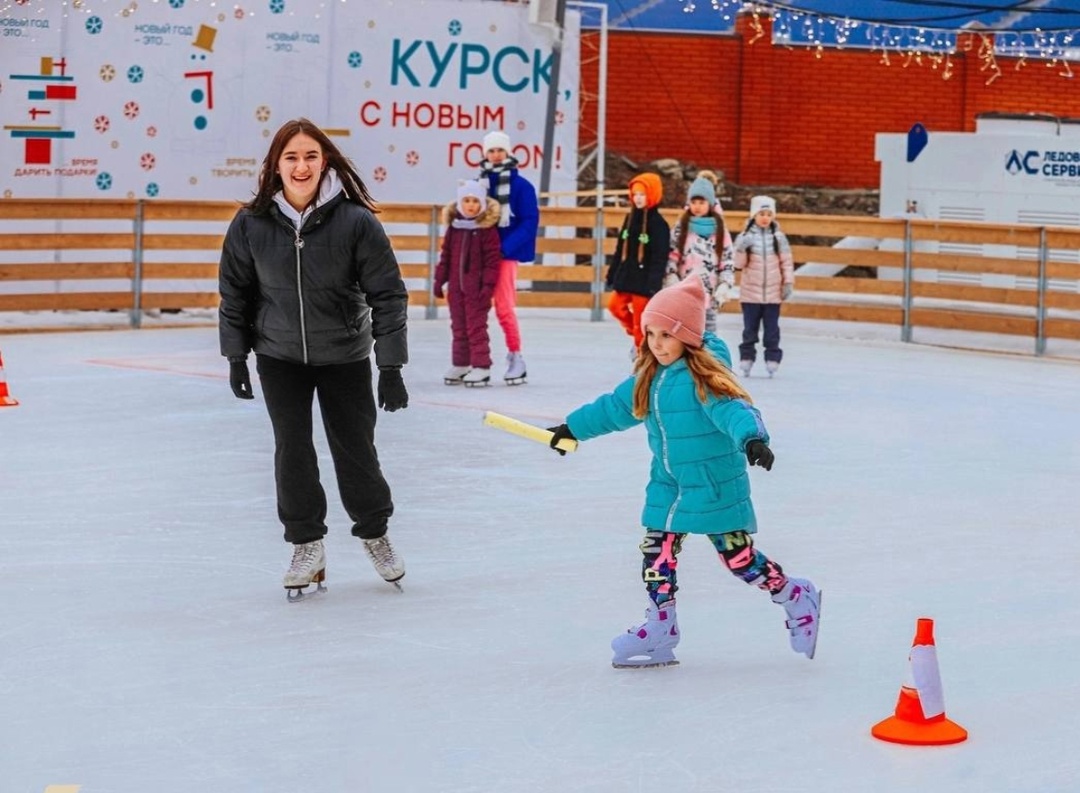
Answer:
[
  {"xmin": 228, "ymin": 356, "xmax": 254, "ymax": 400},
  {"xmin": 745, "ymin": 440, "xmax": 774, "ymax": 471},
  {"xmin": 377, "ymin": 367, "xmax": 409, "ymax": 412}
]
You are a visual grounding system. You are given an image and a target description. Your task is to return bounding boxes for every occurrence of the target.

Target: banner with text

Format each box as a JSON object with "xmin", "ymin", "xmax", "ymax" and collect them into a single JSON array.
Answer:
[{"xmin": 1, "ymin": 0, "xmax": 579, "ymax": 202}]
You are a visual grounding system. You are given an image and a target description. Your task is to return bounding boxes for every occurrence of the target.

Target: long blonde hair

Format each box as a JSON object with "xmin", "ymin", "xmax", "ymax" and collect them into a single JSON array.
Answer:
[{"xmin": 631, "ymin": 343, "xmax": 751, "ymax": 419}]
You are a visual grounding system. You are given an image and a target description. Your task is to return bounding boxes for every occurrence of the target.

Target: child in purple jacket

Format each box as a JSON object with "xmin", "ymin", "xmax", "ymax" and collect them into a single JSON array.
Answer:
[{"xmin": 434, "ymin": 180, "xmax": 503, "ymax": 387}]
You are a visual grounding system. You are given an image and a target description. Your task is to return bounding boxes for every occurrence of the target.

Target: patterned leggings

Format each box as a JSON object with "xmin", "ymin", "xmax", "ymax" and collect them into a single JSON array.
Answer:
[{"xmin": 640, "ymin": 530, "xmax": 787, "ymax": 606}]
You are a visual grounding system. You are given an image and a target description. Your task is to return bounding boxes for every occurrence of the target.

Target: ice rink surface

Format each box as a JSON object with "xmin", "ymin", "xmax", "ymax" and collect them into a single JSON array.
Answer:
[{"xmin": 2, "ymin": 310, "xmax": 1079, "ymax": 793}]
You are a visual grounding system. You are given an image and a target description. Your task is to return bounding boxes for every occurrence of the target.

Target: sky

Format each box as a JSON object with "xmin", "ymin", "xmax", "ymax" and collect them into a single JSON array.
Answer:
[{"xmin": 2, "ymin": 309, "xmax": 1079, "ymax": 793}]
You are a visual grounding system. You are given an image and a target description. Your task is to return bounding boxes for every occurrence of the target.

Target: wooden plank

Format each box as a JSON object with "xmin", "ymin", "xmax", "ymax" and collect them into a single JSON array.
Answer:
[
  {"xmin": 0, "ymin": 199, "xmax": 136, "ymax": 220},
  {"xmin": 0, "ymin": 233, "xmax": 135, "ymax": 251},
  {"xmin": 399, "ymin": 264, "xmax": 429, "ymax": 278},
  {"xmin": 1046, "ymin": 261, "xmax": 1080, "ymax": 280},
  {"xmin": 518, "ymin": 291, "xmax": 593, "ymax": 308},
  {"xmin": 911, "ymin": 252, "xmax": 1038, "ymax": 277},
  {"xmin": 143, "ymin": 263, "xmax": 218, "ymax": 279},
  {"xmin": 142, "ymin": 201, "xmax": 237, "ymax": 221},
  {"xmin": 534, "ymin": 238, "xmax": 596, "ymax": 255},
  {"xmin": 140, "ymin": 292, "xmax": 219, "ymax": 309},
  {"xmin": 794, "ymin": 277, "xmax": 903, "ymax": 296},
  {"xmin": 386, "ymin": 236, "xmax": 431, "ymax": 252},
  {"xmin": 789, "ymin": 245, "xmax": 903, "ymax": 268},
  {"xmin": 1045, "ymin": 292, "xmax": 1080, "ymax": 310},
  {"xmin": 0, "ymin": 292, "xmax": 133, "ymax": 311},
  {"xmin": 518, "ymin": 264, "xmax": 594, "ymax": 282},
  {"xmin": 142, "ymin": 233, "xmax": 225, "ymax": 250},
  {"xmin": 0, "ymin": 262, "xmax": 134, "ymax": 280},
  {"xmin": 783, "ymin": 302, "xmax": 902, "ymax": 325},
  {"xmin": 779, "ymin": 216, "xmax": 908, "ymax": 239},
  {"xmin": 379, "ymin": 204, "xmax": 440, "ymax": 224},
  {"xmin": 912, "ymin": 282, "xmax": 1038, "ymax": 307},
  {"xmin": 1045, "ymin": 317, "xmax": 1080, "ymax": 340},
  {"xmin": 911, "ymin": 222, "xmax": 1042, "ymax": 246},
  {"xmin": 910, "ymin": 308, "xmax": 1035, "ymax": 336}
]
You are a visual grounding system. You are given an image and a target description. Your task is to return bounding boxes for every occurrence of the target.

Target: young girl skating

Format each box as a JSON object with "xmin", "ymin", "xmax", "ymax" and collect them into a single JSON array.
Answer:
[
  {"xmin": 665, "ymin": 170, "xmax": 735, "ymax": 334},
  {"xmin": 434, "ymin": 179, "xmax": 502, "ymax": 387},
  {"xmin": 547, "ymin": 277, "xmax": 820, "ymax": 667},
  {"xmin": 732, "ymin": 195, "xmax": 795, "ymax": 377}
]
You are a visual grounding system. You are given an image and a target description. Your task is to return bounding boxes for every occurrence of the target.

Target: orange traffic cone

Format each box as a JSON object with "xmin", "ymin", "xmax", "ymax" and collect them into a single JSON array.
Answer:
[
  {"xmin": 0, "ymin": 350, "xmax": 17, "ymax": 407},
  {"xmin": 871, "ymin": 617, "xmax": 967, "ymax": 745}
]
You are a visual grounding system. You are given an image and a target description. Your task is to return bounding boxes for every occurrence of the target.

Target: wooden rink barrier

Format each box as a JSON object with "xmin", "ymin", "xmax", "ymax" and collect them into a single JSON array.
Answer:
[{"xmin": 0, "ymin": 198, "xmax": 1078, "ymax": 355}]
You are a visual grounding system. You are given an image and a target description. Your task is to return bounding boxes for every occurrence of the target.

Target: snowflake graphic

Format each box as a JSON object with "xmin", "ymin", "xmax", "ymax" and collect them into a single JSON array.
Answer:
[
  {"xmin": 147, "ymin": 126, "xmax": 158, "ymax": 137},
  {"xmin": 147, "ymin": 183, "xmax": 160, "ymax": 197},
  {"xmin": 127, "ymin": 65, "xmax": 144, "ymax": 83},
  {"xmin": 269, "ymin": 0, "xmax": 285, "ymax": 14},
  {"xmin": 123, "ymin": 101, "xmax": 140, "ymax": 119},
  {"xmin": 405, "ymin": 150, "xmax": 419, "ymax": 167},
  {"xmin": 85, "ymin": 16, "xmax": 103, "ymax": 34},
  {"xmin": 372, "ymin": 166, "xmax": 387, "ymax": 183},
  {"xmin": 99, "ymin": 64, "xmax": 115, "ymax": 82},
  {"xmin": 93, "ymin": 115, "xmax": 111, "ymax": 133},
  {"xmin": 448, "ymin": 19, "xmax": 462, "ymax": 36},
  {"xmin": 255, "ymin": 105, "xmax": 271, "ymax": 122},
  {"xmin": 348, "ymin": 51, "xmax": 363, "ymax": 68},
  {"xmin": 140, "ymin": 153, "xmax": 156, "ymax": 171},
  {"xmin": 96, "ymin": 173, "xmax": 113, "ymax": 191},
  {"xmin": 234, "ymin": 8, "xmax": 245, "ymax": 20},
  {"xmin": 168, "ymin": 0, "xmax": 185, "ymax": 8}
]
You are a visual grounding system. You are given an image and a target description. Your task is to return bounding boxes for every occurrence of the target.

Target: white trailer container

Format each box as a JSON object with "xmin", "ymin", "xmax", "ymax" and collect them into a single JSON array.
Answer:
[{"xmin": 874, "ymin": 113, "xmax": 1080, "ymax": 293}]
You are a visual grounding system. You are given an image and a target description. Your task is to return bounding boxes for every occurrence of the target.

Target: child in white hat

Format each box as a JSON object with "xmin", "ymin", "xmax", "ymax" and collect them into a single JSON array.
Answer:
[{"xmin": 732, "ymin": 195, "xmax": 794, "ymax": 377}]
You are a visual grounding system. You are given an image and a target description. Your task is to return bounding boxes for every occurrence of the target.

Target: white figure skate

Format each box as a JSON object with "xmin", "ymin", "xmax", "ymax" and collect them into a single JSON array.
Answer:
[
  {"xmin": 362, "ymin": 535, "xmax": 405, "ymax": 591},
  {"xmin": 611, "ymin": 601, "xmax": 680, "ymax": 668},
  {"xmin": 772, "ymin": 577, "xmax": 821, "ymax": 659},
  {"xmin": 463, "ymin": 367, "xmax": 491, "ymax": 387},
  {"xmin": 444, "ymin": 365, "xmax": 470, "ymax": 385},
  {"xmin": 503, "ymin": 352, "xmax": 527, "ymax": 385},
  {"xmin": 283, "ymin": 539, "xmax": 327, "ymax": 602}
]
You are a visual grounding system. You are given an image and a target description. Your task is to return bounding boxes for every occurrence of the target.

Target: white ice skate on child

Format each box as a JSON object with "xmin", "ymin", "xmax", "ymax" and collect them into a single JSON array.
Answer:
[
  {"xmin": 503, "ymin": 352, "xmax": 527, "ymax": 385},
  {"xmin": 766, "ymin": 361, "xmax": 779, "ymax": 378},
  {"xmin": 283, "ymin": 539, "xmax": 327, "ymax": 602},
  {"xmin": 772, "ymin": 577, "xmax": 821, "ymax": 659},
  {"xmin": 611, "ymin": 601, "xmax": 680, "ymax": 668},
  {"xmin": 444, "ymin": 365, "xmax": 470, "ymax": 385},
  {"xmin": 463, "ymin": 367, "xmax": 491, "ymax": 387},
  {"xmin": 739, "ymin": 359, "xmax": 753, "ymax": 377},
  {"xmin": 362, "ymin": 535, "xmax": 405, "ymax": 591}
]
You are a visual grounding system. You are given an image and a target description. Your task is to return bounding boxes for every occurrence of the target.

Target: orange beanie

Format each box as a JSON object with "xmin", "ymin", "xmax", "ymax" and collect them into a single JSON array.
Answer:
[{"xmin": 628, "ymin": 173, "xmax": 663, "ymax": 209}]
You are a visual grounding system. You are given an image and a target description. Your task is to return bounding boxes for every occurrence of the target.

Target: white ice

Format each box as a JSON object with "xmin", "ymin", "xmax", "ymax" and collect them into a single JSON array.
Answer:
[{"xmin": 2, "ymin": 310, "xmax": 1079, "ymax": 793}]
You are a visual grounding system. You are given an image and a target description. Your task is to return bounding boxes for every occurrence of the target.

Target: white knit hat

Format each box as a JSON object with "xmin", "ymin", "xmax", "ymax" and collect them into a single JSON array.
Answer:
[
  {"xmin": 456, "ymin": 179, "xmax": 487, "ymax": 215},
  {"xmin": 750, "ymin": 195, "xmax": 776, "ymax": 216},
  {"xmin": 482, "ymin": 129, "xmax": 511, "ymax": 154}
]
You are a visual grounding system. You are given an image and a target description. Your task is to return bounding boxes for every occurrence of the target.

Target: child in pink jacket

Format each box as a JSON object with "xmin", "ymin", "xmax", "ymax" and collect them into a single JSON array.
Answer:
[{"xmin": 733, "ymin": 195, "xmax": 794, "ymax": 378}]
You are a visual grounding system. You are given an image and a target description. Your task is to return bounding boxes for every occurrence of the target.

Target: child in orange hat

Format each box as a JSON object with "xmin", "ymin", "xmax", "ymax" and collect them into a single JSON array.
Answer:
[{"xmin": 605, "ymin": 173, "xmax": 670, "ymax": 352}]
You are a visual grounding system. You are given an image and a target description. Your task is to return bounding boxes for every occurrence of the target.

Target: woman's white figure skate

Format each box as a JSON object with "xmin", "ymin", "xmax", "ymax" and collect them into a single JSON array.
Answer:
[
  {"xmin": 362, "ymin": 535, "xmax": 405, "ymax": 592},
  {"xmin": 772, "ymin": 577, "xmax": 821, "ymax": 659},
  {"xmin": 611, "ymin": 601, "xmax": 680, "ymax": 668},
  {"xmin": 283, "ymin": 539, "xmax": 327, "ymax": 602},
  {"xmin": 444, "ymin": 365, "xmax": 470, "ymax": 385}
]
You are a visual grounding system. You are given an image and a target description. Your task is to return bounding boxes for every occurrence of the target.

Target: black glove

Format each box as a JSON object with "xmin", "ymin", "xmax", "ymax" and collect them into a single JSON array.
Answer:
[
  {"xmin": 745, "ymin": 440, "xmax": 774, "ymax": 471},
  {"xmin": 547, "ymin": 423, "xmax": 577, "ymax": 456},
  {"xmin": 228, "ymin": 357, "xmax": 254, "ymax": 400},
  {"xmin": 377, "ymin": 367, "xmax": 409, "ymax": 412}
]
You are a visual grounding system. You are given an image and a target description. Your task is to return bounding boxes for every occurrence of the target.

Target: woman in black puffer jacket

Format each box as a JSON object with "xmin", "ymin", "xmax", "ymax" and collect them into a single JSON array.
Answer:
[{"xmin": 218, "ymin": 118, "xmax": 409, "ymax": 599}]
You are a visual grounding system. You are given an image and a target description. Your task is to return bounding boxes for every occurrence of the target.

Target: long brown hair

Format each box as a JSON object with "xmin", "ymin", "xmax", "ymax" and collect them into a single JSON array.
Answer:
[
  {"xmin": 631, "ymin": 343, "xmax": 752, "ymax": 419},
  {"xmin": 246, "ymin": 118, "xmax": 376, "ymax": 214}
]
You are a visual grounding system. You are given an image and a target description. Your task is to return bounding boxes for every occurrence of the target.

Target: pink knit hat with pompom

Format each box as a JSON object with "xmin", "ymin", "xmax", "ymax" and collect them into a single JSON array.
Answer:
[{"xmin": 641, "ymin": 277, "xmax": 707, "ymax": 348}]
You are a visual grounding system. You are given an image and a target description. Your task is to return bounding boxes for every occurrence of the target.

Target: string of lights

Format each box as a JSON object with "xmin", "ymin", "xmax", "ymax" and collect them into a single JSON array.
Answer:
[{"xmin": 677, "ymin": 0, "xmax": 1080, "ymax": 83}]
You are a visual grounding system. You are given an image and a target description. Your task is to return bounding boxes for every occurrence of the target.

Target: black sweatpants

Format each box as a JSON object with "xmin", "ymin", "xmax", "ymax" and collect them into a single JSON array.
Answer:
[{"xmin": 256, "ymin": 354, "xmax": 393, "ymax": 544}]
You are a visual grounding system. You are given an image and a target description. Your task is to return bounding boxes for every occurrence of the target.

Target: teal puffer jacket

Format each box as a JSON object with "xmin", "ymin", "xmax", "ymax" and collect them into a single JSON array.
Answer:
[{"xmin": 566, "ymin": 333, "xmax": 769, "ymax": 535}]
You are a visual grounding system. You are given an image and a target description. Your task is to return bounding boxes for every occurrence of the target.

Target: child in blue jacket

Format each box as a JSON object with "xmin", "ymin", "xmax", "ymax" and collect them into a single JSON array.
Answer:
[{"xmin": 547, "ymin": 276, "xmax": 820, "ymax": 667}]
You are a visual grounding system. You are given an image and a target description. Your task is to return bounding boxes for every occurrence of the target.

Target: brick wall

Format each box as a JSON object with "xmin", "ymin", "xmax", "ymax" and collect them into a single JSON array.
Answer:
[{"xmin": 580, "ymin": 15, "xmax": 1080, "ymax": 189}]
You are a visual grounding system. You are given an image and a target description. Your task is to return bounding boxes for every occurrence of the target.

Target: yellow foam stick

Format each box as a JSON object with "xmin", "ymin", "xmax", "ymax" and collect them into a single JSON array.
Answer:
[{"xmin": 482, "ymin": 410, "xmax": 578, "ymax": 453}]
